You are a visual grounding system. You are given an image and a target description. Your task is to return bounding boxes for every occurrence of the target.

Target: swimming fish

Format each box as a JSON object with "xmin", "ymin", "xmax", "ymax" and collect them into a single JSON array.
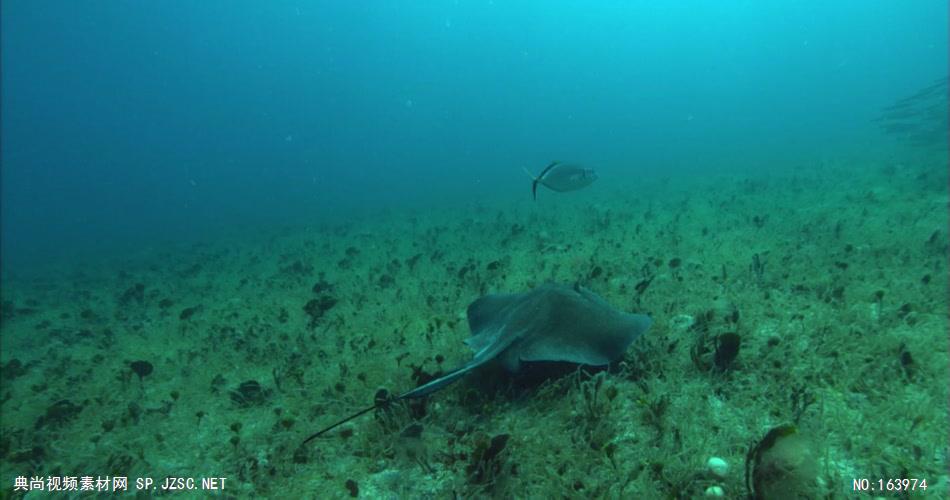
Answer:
[{"xmin": 525, "ymin": 161, "xmax": 598, "ymax": 200}]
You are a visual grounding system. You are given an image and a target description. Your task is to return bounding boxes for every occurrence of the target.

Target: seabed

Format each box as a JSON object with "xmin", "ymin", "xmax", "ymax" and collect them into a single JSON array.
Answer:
[{"xmin": 1, "ymin": 148, "xmax": 947, "ymax": 498}]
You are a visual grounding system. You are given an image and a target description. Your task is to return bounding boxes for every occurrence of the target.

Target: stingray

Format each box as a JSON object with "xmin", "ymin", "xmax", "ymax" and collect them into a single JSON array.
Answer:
[
  {"xmin": 524, "ymin": 161, "xmax": 598, "ymax": 200},
  {"xmin": 302, "ymin": 283, "xmax": 651, "ymax": 444}
]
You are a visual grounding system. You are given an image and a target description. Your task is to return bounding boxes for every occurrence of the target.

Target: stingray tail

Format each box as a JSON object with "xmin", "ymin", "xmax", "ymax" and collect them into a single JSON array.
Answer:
[
  {"xmin": 398, "ymin": 363, "xmax": 476, "ymax": 400},
  {"xmin": 302, "ymin": 358, "xmax": 486, "ymax": 446},
  {"xmin": 301, "ymin": 363, "xmax": 474, "ymax": 445}
]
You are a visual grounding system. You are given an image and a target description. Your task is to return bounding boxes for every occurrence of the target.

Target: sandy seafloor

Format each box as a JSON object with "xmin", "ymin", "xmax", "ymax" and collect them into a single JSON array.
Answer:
[{"xmin": 1, "ymin": 148, "xmax": 948, "ymax": 499}]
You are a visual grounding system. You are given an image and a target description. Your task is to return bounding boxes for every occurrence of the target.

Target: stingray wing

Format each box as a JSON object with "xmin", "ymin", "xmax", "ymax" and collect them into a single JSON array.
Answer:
[
  {"xmin": 465, "ymin": 292, "xmax": 524, "ymax": 354},
  {"xmin": 465, "ymin": 289, "xmax": 547, "ymax": 371},
  {"xmin": 513, "ymin": 284, "xmax": 651, "ymax": 366},
  {"xmin": 402, "ymin": 285, "xmax": 650, "ymax": 400},
  {"xmin": 401, "ymin": 294, "xmax": 526, "ymax": 400}
]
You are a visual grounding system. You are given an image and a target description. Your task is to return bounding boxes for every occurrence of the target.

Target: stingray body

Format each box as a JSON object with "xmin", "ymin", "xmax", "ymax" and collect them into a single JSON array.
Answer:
[
  {"xmin": 302, "ymin": 283, "xmax": 651, "ymax": 443},
  {"xmin": 526, "ymin": 161, "xmax": 598, "ymax": 200}
]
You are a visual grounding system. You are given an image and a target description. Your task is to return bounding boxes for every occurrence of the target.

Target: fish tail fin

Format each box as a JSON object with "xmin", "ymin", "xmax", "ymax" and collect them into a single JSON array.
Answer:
[
  {"xmin": 531, "ymin": 161, "xmax": 560, "ymax": 201},
  {"xmin": 522, "ymin": 167, "xmax": 539, "ymax": 201}
]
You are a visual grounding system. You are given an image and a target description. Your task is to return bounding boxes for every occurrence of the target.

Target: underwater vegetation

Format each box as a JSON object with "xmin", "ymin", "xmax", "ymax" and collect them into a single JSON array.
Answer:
[{"xmin": 0, "ymin": 154, "xmax": 948, "ymax": 498}]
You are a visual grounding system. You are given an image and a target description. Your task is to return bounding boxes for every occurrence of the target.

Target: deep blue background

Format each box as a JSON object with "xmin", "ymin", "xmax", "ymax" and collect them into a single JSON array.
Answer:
[{"xmin": 2, "ymin": 1, "xmax": 947, "ymax": 271}]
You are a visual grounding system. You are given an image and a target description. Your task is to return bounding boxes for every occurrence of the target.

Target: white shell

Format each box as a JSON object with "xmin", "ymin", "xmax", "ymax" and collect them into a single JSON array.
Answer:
[
  {"xmin": 704, "ymin": 485, "xmax": 725, "ymax": 497},
  {"xmin": 705, "ymin": 456, "xmax": 729, "ymax": 478}
]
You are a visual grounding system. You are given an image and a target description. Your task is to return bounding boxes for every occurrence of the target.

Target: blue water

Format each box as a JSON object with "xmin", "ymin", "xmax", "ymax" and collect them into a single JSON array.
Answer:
[{"xmin": 2, "ymin": 1, "xmax": 947, "ymax": 272}]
